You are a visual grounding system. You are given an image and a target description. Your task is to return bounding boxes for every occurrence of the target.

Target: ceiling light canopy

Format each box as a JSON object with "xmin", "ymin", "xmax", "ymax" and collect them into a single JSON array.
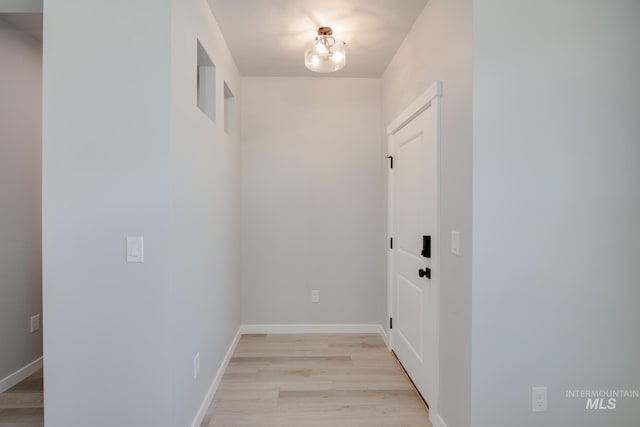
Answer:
[{"xmin": 304, "ymin": 27, "xmax": 346, "ymax": 73}]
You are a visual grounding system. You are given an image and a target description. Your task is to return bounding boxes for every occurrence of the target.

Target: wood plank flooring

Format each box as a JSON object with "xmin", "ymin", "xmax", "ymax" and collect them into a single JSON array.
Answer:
[
  {"xmin": 0, "ymin": 335, "xmax": 431, "ymax": 427},
  {"xmin": 201, "ymin": 334, "xmax": 432, "ymax": 427},
  {"xmin": 0, "ymin": 369, "xmax": 43, "ymax": 427}
]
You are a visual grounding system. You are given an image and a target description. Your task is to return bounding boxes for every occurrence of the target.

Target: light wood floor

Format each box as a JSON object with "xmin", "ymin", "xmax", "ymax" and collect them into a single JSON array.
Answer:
[
  {"xmin": 201, "ymin": 334, "xmax": 432, "ymax": 427},
  {"xmin": 0, "ymin": 335, "xmax": 431, "ymax": 427},
  {"xmin": 0, "ymin": 369, "xmax": 43, "ymax": 427}
]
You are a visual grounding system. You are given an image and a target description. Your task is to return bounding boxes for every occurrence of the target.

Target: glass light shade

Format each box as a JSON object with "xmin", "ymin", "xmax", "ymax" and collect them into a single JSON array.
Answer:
[
  {"xmin": 330, "ymin": 42, "xmax": 345, "ymax": 64},
  {"xmin": 315, "ymin": 40, "xmax": 328, "ymax": 54},
  {"xmin": 305, "ymin": 38, "xmax": 346, "ymax": 73}
]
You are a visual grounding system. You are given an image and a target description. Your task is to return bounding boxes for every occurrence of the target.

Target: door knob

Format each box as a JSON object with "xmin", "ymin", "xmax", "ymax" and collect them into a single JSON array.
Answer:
[{"xmin": 418, "ymin": 267, "xmax": 431, "ymax": 279}]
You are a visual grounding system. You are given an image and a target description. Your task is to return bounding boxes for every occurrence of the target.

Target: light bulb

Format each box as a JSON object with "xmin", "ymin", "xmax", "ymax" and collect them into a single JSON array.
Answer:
[
  {"xmin": 315, "ymin": 40, "xmax": 328, "ymax": 54},
  {"xmin": 332, "ymin": 51, "xmax": 344, "ymax": 62},
  {"xmin": 311, "ymin": 54, "xmax": 320, "ymax": 66}
]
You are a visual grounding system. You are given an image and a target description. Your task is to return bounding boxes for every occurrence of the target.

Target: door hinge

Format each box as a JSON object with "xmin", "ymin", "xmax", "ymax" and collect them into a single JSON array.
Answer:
[
  {"xmin": 389, "ymin": 317, "xmax": 393, "ymax": 329},
  {"xmin": 390, "ymin": 237, "xmax": 393, "ymax": 249},
  {"xmin": 385, "ymin": 156, "xmax": 394, "ymax": 168}
]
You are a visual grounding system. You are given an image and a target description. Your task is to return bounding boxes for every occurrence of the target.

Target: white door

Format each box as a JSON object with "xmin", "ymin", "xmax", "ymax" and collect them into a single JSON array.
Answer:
[{"xmin": 388, "ymin": 84, "xmax": 440, "ymax": 408}]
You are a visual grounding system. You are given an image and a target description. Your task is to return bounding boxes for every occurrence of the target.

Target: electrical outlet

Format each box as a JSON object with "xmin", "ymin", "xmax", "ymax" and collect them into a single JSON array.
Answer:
[
  {"xmin": 451, "ymin": 231, "xmax": 460, "ymax": 256},
  {"xmin": 30, "ymin": 315, "xmax": 40, "ymax": 333},
  {"xmin": 532, "ymin": 386, "xmax": 548, "ymax": 412},
  {"xmin": 194, "ymin": 353, "xmax": 200, "ymax": 379},
  {"xmin": 311, "ymin": 290, "xmax": 320, "ymax": 303}
]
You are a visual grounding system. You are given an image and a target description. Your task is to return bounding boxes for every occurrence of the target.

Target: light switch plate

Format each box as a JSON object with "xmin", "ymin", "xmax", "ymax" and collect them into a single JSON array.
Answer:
[
  {"xmin": 451, "ymin": 231, "xmax": 460, "ymax": 256},
  {"xmin": 127, "ymin": 236, "xmax": 144, "ymax": 263},
  {"xmin": 30, "ymin": 314, "xmax": 40, "ymax": 333}
]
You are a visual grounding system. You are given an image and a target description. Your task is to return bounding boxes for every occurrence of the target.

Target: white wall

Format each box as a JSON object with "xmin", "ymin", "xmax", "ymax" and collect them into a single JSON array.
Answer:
[
  {"xmin": 43, "ymin": 0, "xmax": 242, "ymax": 425},
  {"xmin": 472, "ymin": 1, "xmax": 640, "ymax": 426},
  {"xmin": 240, "ymin": 77, "xmax": 386, "ymax": 326},
  {"xmin": 0, "ymin": 17, "xmax": 42, "ymax": 383},
  {"xmin": 43, "ymin": 1, "xmax": 173, "ymax": 426},
  {"xmin": 169, "ymin": 0, "xmax": 241, "ymax": 425},
  {"xmin": 0, "ymin": 0, "xmax": 42, "ymax": 13},
  {"xmin": 382, "ymin": 0, "xmax": 473, "ymax": 426}
]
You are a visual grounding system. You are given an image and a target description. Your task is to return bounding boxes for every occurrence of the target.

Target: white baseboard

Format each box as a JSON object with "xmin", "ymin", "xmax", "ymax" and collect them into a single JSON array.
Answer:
[
  {"xmin": 0, "ymin": 357, "xmax": 43, "ymax": 394},
  {"xmin": 190, "ymin": 323, "xmax": 386, "ymax": 427},
  {"xmin": 379, "ymin": 327, "xmax": 389, "ymax": 348},
  {"xmin": 239, "ymin": 324, "xmax": 384, "ymax": 335},
  {"xmin": 430, "ymin": 411, "xmax": 448, "ymax": 427},
  {"xmin": 190, "ymin": 328, "xmax": 242, "ymax": 427}
]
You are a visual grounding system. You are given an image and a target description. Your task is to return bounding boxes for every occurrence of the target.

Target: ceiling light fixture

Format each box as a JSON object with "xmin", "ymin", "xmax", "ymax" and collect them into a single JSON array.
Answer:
[{"xmin": 305, "ymin": 27, "xmax": 346, "ymax": 73}]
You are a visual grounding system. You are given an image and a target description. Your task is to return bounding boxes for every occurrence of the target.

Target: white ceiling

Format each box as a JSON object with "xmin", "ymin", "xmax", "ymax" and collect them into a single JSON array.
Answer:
[
  {"xmin": 0, "ymin": 13, "xmax": 42, "ymax": 40},
  {"xmin": 206, "ymin": 0, "xmax": 428, "ymax": 78}
]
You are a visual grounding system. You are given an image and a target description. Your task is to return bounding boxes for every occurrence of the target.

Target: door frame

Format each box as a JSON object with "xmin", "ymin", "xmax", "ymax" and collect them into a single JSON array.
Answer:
[{"xmin": 386, "ymin": 80, "xmax": 442, "ymax": 414}]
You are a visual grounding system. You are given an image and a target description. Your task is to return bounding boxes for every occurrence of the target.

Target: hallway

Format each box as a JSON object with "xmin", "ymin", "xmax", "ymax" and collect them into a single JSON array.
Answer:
[
  {"xmin": 4, "ymin": 0, "xmax": 638, "ymax": 425},
  {"xmin": 201, "ymin": 334, "xmax": 431, "ymax": 427}
]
